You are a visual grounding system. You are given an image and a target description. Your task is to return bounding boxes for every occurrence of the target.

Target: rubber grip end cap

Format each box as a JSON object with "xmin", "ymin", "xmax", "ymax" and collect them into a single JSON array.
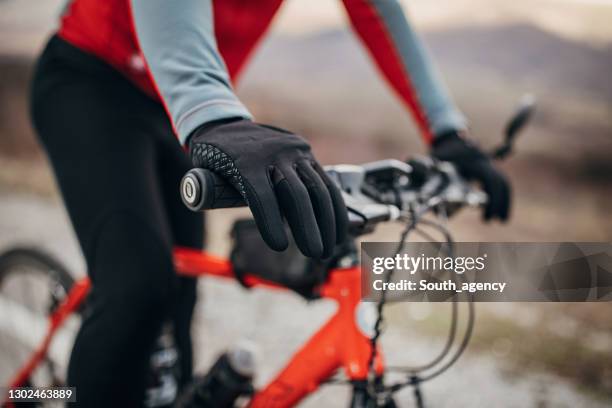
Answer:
[{"xmin": 181, "ymin": 169, "xmax": 206, "ymax": 211}]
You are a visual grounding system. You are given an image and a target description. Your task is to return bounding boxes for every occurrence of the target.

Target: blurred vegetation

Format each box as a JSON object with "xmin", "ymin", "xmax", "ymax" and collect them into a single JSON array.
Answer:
[{"xmin": 387, "ymin": 302, "xmax": 612, "ymax": 399}]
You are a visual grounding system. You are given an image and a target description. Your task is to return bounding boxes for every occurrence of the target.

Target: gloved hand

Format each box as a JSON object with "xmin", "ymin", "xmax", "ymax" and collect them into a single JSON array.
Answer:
[
  {"xmin": 189, "ymin": 119, "xmax": 348, "ymax": 259},
  {"xmin": 431, "ymin": 131, "xmax": 511, "ymax": 221}
]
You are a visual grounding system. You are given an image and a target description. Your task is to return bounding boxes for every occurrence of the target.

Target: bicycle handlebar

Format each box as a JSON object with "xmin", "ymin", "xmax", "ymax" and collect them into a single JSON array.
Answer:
[
  {"xmin": 181, "ymin": 168, "xmax": 245, "ymax": 211},
  {"xmin": 180, "ymin": 158, "xmax": 486, "ymax": 235},
  {"xmin": 181, "ymin": 96, "xmax": 535, "ymax": 234}
]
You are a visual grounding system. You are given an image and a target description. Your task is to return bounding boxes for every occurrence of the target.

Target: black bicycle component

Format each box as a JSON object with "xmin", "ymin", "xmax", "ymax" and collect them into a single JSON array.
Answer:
[
  {"xmin": 181, "ymin": 168, "xmax": 245, "ymax": 211},
  {"xmin": 492, "ymin": 94, "xmax": 536, "ymax": 160},
  {"xmin": 230, "ymin": 218, "xmax": 333, "ymax": 299},
  {"xmin": 361, "ymin": 159, "xmax": 413, "ymax": 207},
  {"xmin": 145, "ymin": 322, "xmax": 180, "ymax": 408},
  {"xmin": 182, "ymin": 165, "xmax": 403, "ymax": 236},
  {"xmin": 350, "ymin": 379, "xmax": 397, "ymax": 408},
  {"xmin": 326, "ymin": 164, "xmax": 402, "ymax": 235},
  {"xmin": 409, "ymin": 376, "xmax": 424, "ymax": 408},
  {"xmin": 177, "ymin": 347, "xmax": 255, "ymax": 408}
]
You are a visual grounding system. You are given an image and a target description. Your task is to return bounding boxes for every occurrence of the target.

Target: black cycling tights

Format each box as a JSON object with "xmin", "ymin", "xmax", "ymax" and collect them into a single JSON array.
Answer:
[{"xmin": 31, "ymin": 36, "xmax": 204, "ymax": 407}]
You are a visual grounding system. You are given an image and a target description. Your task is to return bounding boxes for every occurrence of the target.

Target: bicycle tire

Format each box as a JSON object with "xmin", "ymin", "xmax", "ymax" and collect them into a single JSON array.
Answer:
[{"xmin": 0, "ymin": 247, "xmax": 75, "ymax": 407}]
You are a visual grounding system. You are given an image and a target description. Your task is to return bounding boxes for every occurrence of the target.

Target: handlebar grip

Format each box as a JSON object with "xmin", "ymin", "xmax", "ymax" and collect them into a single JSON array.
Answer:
[{"xmin": 180, "ymin": 169, "xmax": 246, "ymax": 211}]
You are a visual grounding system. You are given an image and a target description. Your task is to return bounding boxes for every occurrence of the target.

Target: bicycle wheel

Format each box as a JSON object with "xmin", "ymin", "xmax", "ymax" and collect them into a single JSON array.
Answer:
[{"xmin": 0, "ymin": 248, "xmax": 75, "ymax": 406}]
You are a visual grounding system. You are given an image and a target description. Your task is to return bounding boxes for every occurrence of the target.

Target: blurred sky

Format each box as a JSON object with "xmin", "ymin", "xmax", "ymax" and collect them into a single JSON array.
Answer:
[{"xmin": 1, "ymin": 0, "xmax": 612, "ymax": 58}]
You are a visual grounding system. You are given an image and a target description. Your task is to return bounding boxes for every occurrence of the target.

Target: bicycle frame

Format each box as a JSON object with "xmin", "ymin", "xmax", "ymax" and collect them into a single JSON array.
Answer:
[{"xmin": 5, "ymin": 246, "xmax": 383, "ymax": 408}]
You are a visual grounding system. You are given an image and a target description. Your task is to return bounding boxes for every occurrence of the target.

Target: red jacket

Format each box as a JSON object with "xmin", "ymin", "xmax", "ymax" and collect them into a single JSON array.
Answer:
[{"xmin": 58, "ymin": 0, "xmax": 466, "ymax": 144}]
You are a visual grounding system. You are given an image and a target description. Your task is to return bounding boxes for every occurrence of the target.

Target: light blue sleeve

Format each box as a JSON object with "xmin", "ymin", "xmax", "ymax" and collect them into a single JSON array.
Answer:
[
  {"xmin": 343, "ymin": 0, "xmax": 468, "ymax": 138},
  {"xmin": 130, "ymin": 0, "xmax": 253, "ymax": 145},
  {"xmin": 377, "ymin": 0, "xmax": 469, "ymax": 136}
]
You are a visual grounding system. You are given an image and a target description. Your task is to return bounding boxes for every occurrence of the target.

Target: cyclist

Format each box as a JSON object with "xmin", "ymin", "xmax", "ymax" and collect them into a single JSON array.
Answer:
[{"xmin": 30, "ymin": 0, "xmax": 510, "ymax": 406}]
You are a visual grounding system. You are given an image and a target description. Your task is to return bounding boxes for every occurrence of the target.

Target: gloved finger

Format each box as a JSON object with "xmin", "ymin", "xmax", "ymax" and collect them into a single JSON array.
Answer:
[
  {"xmin": 312, "ymin": 162, "xmax": 349, "ymax": 245},
  {"xmin": 499, "ymin": 173, "xmax": 512, "ymax": 221},
  {"xmin": 274, "ymin": 165, "xmax": 324, "ymax": 258},
  {"xmin": 243, "ymin": 174, "xmax": 289, "ymax": 252},
  {"xmin": 296, "ymin": 161, "xmax": 336, "ymax": 258},
  {"xmin": 483, "ymin": 170, "xmax": 511, "ymax": 221},
  {"xmin": 482, "ymin": 174, "xmax": 501, "ymax": 222}
]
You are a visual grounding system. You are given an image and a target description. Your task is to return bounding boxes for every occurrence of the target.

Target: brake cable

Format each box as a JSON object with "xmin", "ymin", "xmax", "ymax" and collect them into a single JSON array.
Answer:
[
  {"xmin": 365, "ymin": 201, "xmax": 476, "ymax": 407},
  {"xmin": 366, "ymin": 217, "xmax": 416, "ymax": 379},
  {"xmin": 388, "ymin": 220, "xmax": 476, "ymax": 383}
]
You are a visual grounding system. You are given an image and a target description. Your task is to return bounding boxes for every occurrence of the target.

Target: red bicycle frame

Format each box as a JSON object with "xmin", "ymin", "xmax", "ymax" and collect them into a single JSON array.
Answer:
[{"xmin": 4, "ymin": 247, "xmax": 383, "ymax": 407}]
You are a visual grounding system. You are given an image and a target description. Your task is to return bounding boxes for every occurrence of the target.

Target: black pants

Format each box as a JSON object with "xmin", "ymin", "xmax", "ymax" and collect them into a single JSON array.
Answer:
[{"xmin": 30, "ymin": 36, "xmax": 204, "ymax": 406}]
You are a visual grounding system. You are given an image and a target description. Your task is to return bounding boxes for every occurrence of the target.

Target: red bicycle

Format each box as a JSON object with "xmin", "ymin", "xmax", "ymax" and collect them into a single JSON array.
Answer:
[{"xmin": 0, "ymin": 99, "xmax": 534, "ymax": 407}]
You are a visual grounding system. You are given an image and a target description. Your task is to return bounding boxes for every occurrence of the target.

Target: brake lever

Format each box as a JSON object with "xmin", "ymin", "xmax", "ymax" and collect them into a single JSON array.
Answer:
[
  {"xmin": 491, "ymin": 94, "xmax": 536, "ymax": 160},
  {"xmin": 326, "ymin": 165, "xmax": 401, "ymax": 234},
  {"xmin": 420, "ymin": 160, "xmax": 487, "ymax": 214}
]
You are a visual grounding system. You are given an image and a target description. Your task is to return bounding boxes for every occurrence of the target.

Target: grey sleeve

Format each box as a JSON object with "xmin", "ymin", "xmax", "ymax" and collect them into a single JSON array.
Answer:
[
  {"xmin": 343, "ymin": 0, "xmax": 467, "ymax": 138},
  {"xmin": 130, "ymin": 0, "xmax": 252, "ymax": 145}
]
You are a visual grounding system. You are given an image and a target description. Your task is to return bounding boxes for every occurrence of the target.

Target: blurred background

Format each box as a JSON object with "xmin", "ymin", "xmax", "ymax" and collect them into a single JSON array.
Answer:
[{"xmin": 1, "ymin": 0, "xmax": 611, "ymax": 406}]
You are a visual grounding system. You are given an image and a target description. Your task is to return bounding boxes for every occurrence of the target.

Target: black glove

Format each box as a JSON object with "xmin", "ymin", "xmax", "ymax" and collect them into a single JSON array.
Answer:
[
  {"xmin": 189, "ymin": 119, "xmax": 348, "ymax": 259},
  {"xmin": 431, "ymin": 131, "xmax": 511, "ymax": 221}
]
